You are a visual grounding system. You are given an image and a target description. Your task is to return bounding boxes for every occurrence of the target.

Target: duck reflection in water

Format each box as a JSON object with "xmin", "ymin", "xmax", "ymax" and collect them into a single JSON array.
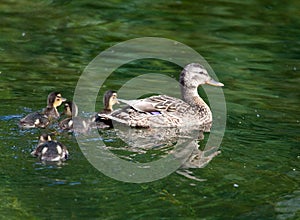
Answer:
[{"xmin": 102, "ymin": 125, "xmax": 220, "ymax": 181}]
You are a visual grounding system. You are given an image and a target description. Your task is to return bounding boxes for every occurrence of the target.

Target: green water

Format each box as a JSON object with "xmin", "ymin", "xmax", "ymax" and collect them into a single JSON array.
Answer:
[{"xmin": 1, "ymin": 0, "xmax": 299, "ymax": 219}]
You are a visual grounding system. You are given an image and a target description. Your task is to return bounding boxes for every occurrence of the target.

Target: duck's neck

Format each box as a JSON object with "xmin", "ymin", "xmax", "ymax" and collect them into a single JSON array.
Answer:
[
  {"xmin": 104, "ymin": 102, "xmax": 113, "ymax": 112},
  {"xmin": 45, "ymin": 106, "xmax": 60, "ymax": 119},
  {"xmin": 102, "ymin": 108, "xmax": 112, "ymax": 114},
  {"xmin": 181, "ymin": 85, "xmax": 212, "ymax": 120}
]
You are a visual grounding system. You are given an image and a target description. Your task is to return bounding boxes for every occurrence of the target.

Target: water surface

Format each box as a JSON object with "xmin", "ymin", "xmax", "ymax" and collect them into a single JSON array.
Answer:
[{"xmin": 0, "ymin": 0, "xmax": 299, "ymax": 219}]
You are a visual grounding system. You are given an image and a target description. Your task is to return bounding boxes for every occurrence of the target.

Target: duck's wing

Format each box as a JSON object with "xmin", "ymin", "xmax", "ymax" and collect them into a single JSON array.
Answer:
[
  {"xmin": 57, "ymin": 141, "xmax": 69, "ymax": 160},
  {"xmin": 59, "ymin": 118, "xmax": 73, "ymax": 130},
  {"xmin": 99, "ymin": 97, "xmax": 178, "ymax": 128},
  {"xmin": 98, "ymin": 95, "xmax": 193, "ymax": 128},
  {"xmin": 118, "ymin": 95, "xmax": 187, "ymax": 113},
  {"xmin": 118, "ymin": 99, "xmax": 157, "ymax": 112}
]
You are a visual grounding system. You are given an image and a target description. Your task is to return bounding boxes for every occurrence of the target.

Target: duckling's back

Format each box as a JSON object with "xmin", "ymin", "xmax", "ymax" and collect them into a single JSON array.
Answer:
[
  {"xmin": 34, "ymin": 141, "xmax": 68, "ymax": 162},
  {"xmin": 19, "ymin": 112, "xmax": 49, "ymax": 128}
]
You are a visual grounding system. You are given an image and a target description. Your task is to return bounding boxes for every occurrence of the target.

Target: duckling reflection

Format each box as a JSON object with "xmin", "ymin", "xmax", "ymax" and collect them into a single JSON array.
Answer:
[
  {"xmin": 94, "ymin": 90, "xmax": 119, "ymax": 129},
  {"xmin": 19, "ymin": 92, "xmax": 66, "ymax": 128},
  {"xmin": 31, "ymin": 134, "xmax": 69, "ymax": 162}
]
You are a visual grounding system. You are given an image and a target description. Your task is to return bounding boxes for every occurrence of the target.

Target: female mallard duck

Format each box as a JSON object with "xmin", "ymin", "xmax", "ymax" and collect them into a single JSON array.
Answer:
[
  {"xmin": 19, "ymin": 92, "xmax": 66, "ymax": 128},
  {"xmin": 31, "ymin": 133, "xmax": 69, "ymax": 162},
  {"xmin": 94, "ymin": 90, "xmax": 119, "ymax": 128},
  {"xmin": 100, "ymin": 63, "xmax": 223, "ymax": 129}
]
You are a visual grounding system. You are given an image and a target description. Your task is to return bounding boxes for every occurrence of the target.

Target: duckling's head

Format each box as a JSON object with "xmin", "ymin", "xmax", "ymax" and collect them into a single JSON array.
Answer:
[
  {"xmin": 47, "ymin": 92, "xmax": 67, "ymax": 108},
  {"xmin": 179, "ymin": 63, "xmax": 224, "ymax": 88},
  {"xmin": 39, "ymin": 133, "xmax": 51, "ymax": 143},
  {"xmin": 103, "ymin": 90, "xmax": 119, "ymax": 111},
  {"xmin": 63, "ymin": 101, "xmax": 78, "ymax": 117}
]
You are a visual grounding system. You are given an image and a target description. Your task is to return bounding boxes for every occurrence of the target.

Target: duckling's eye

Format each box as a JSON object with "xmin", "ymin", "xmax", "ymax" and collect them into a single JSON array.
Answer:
[{"xmin": 56, "ymin": 98, "xmax": 60, "ymax": 101}]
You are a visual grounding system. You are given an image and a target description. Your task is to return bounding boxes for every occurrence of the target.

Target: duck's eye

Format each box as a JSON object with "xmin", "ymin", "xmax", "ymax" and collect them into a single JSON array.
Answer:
[{"xmin": 56, "ymin": 98, "xmax": 60, "ymax": 101}]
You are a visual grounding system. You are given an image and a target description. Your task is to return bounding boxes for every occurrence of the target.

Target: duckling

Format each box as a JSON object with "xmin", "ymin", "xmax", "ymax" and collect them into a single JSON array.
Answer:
[
  {"xmin": 19, "ymin": 92, "xmax": 66, "ymax": 128},
  {"xmin": 94, "ymin": 90, "xmax": 119, "ymax": 128},
  {"xmin": 59, "ymin": 101, "xmax": 90, "ymax": 133},
  {"xmin": 59, "ymin": 101, "xmax": 78, "ymax": 131},
  {"xmin": 99, "ymin": 63, "xmax": 223, "ymax": 130},
  {"xmin": 31, "ymin": 133, "xmax": 69, "ymax": 162}
]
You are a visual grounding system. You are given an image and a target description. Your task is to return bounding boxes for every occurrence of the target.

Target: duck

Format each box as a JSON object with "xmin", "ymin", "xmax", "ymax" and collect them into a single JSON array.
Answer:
[
  {"xmin": 94, "ymin": 90, "xmax": 119, "ymax": 128},
  {"xmin": 99, "ymin": 63, "xmax": 223, "ymax": 130},
  {"xmin": 59, "ymin": 101, "xmax": 92, "ymax": 133},
  {"xmin": 59, "ymin": 101, "xmax": 78, "ymax": 131},
  {"xmin": 19, "ymin": 92, "xmax": 66, "ymax": 128},
  {"xmin": 31, "ymin": 133, "xmax": 69, "ymax": 162}
]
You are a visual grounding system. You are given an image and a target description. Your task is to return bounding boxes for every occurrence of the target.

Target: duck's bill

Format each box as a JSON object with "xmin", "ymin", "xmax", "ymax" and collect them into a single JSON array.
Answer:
[
  {"xmin": 206, "ymin": 78, "xmax": 224, "ymax": 87},
  {"xmin": 61, "ymin": 97, "xmax": 67, "ymax": 102}
]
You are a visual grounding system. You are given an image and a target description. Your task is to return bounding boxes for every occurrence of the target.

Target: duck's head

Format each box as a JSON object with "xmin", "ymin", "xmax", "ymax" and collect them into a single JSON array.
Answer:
[
  {"xmin": 63, "ymin": 101, "xmax": 78, "ymax": 117},
  {"xmin": 47, "ymin": 92, "xmax": 67, "ymax": 108},
  {"xmin": 179, "ymin": 63, "xmax": 224, "ymax": 88},
  {"xmin": 103, "ymin": 90, "xmax": 119, "ymax": 111},
  {"xmin": 38, "ymin": 133, "xmax": 51, "ymax": 143}
]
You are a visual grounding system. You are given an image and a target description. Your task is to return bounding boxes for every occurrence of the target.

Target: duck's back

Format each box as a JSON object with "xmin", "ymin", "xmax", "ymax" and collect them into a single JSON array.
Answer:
[
  {"xmin": 36, "ymin": 141, "xmax": 68, "ymax": 161},
  {"xmin": 19, "ymin": 112, "xmax": 49, "ymax": 128}
]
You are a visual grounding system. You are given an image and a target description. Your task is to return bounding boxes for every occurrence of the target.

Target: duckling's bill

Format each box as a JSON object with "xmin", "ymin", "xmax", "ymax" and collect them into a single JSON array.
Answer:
[
  {"xmin": 57, "ymin": 95, "xmax": 67, "ymax": 102},
  {"xmin": 56, "ymin": 93, "xmax": 66, "ymax": 99}
]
